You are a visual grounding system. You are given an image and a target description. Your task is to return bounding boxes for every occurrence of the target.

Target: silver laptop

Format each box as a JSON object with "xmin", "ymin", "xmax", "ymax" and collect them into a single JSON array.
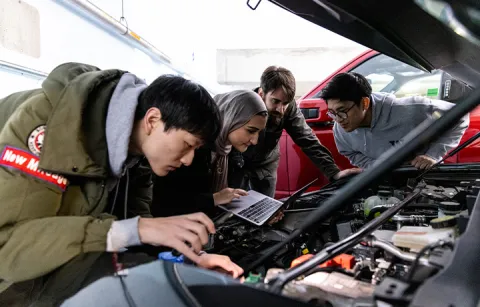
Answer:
[{"xmin": 219, "ymin": 179, "xmax": 318, "ymax": 226}]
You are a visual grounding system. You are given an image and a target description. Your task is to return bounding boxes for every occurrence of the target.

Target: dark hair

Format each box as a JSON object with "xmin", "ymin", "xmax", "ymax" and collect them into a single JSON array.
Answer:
[
  {"xmin": 135, "ymin": 75, "xmax": 221, "ymax": 145},
  {"xmin": 319, "ymin": 72, "xmax": 372, "ymax": 105},
  {"xmin": 260, "ymin": 66, "xmax": 296, "ymax": 102}
]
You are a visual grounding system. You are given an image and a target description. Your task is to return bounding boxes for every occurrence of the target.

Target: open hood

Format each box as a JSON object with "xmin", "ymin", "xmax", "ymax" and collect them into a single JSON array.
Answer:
[{"xmin": 265, "ymin": 0, "xmax": 480, "ymax": 87}]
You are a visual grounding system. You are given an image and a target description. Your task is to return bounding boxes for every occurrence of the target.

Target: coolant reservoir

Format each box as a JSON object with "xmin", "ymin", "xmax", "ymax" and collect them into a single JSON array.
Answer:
[
  {"xmin": 363, "ymin": 190, "xmax": 400, "ymax": 217},
  {"xmin": 438, "ymin": 201, "xmax": 462, "ymax": 217},
  {"xmin": 430, "ymin": 215, "xmax": 459, "ymax": 236},
  {"xmin": 363, "ymin": 196, "xmax": 382, "ymax": 217},
  {"xmin": 392, "ymin": 224, "xmax": 456, "ymax": 252}
]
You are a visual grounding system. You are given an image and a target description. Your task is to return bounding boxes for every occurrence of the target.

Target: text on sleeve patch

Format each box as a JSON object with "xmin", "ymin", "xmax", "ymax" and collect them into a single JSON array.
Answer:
[{"xmin": 0, "ymin": 146, "xmax": 68, "ymax": 191}]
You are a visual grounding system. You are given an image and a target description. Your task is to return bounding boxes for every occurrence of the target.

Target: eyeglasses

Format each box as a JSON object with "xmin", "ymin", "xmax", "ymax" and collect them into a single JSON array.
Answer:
[{"xmin": 327, "ymin": 104, "xmax": 356, "ymax": 121}]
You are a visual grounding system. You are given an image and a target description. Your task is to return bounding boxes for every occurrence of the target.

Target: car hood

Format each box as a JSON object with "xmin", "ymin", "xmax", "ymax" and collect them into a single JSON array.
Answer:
[{"xmin": 267, "ymin": 0, "xmax": 480, "ymax": 87}]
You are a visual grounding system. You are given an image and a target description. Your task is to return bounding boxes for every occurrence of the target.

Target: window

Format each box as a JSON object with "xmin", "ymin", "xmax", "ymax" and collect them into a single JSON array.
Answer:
[
  {"xmin": 314, "ymin": 53, "xmax": 442, "ymax": 99},
  {"xmin": 364, "ymin": 73, "xmax": 394, "ymax": 92},
  {"xmin": 351, "ymin": 54, "xmax": 442, "ymax": 99},
  {"xmin": 395, "ymin": 73, "xmax": 442, "ymax": 98}
]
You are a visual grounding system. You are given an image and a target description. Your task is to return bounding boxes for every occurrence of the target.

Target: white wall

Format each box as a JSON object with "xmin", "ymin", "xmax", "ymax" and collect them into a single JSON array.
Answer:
[
  {"xmin": 217, "ymin": 46, "xmax": 367, "ymax": 96},
  {"xmin": 0, "ymin": 0, "xmax": 181, "ymax": 82},
  {"xmin": 0, "ymin": 0, "xmax": 202, "ymax": 99}
]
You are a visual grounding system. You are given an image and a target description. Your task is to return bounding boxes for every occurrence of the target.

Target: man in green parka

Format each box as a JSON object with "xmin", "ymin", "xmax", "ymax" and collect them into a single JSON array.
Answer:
[{"xmin": 0, "ymin": 63, "xmax": 242, "ymax": 306}]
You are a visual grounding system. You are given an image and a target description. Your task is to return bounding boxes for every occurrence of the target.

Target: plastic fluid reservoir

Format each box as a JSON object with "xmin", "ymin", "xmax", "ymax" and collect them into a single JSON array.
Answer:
[
  {"xmin": 392, "ymin": 220, "xmax": 456, "ymax": 252},
  {"xmin": 430, "ymin": 215, "xmax": 459, "ymax": 236},
  {"xmin": 363, "ymin": 190, "xmax": 400, "ymax": 217},
  {"xmin": 438, "ymin": 201, "xmax": 462, "ymax": 217}
]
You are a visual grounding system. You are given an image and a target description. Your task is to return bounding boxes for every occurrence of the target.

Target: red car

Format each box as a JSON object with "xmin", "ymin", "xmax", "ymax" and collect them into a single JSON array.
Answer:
[{"xmin": 275, "ymin": 49, "xmax": 480, "ymax": 199}]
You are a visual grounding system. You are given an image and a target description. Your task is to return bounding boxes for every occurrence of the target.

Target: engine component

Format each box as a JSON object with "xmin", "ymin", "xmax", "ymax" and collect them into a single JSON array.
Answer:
[
  {"xmin": 369, "ymin": 238, "xmax": 429, "ymax": 266},
  {"xmin": 290, "ymin": 253, "xmax": 356, "ymax": 270},
  {"xmin": 302, "ymin": 272, "xmax": 374, "ymax": 299},
  {"xmin": 265, "ymin": 268, "xmax": 376, "ymax": 307},
  {"xmin": 421, "ymin": 185, "xmax": 457, "ymax": 201},
  {"xmin": 371, "ymin": 259, "xmax": 390, "ymax": 285},
  {"xmin": 430, "ymin": 215, "xmax": 458, "ymax": 231},
  {"xmin": 363, "ymin": 190, "xmax": 401, "ymax": 218},
  {"xmin": 206, "ymin": 169, "xmax": 479, "ymax": 307},
  {"xmin": 391, "ymin": 214, "xmax": 428, "ymax": 229},
  {"xmin": 290, "ymin": 254, "xmax": 314, "ymax": 268},
  {"xmin": 438, "ymin": 201, "xmax": 462, "ymax": 217},
  {"xmin": 320, "ymin": 254, "xmax": 356, "ymax": 270},
  {"xmin": 392, "ymin": 225, "xmax": 456, "ymax": 252},
  {"xmin": 374, "ymin": 277, "xmax": 412, "ymax": 306},
  {"xmin": 335, "ymin": 221, "xmax": 355, "ymax": 240}
]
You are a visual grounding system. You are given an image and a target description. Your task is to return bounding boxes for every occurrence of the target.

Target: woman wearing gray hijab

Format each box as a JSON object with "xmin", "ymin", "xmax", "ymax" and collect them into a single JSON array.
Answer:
[
  {"xmin": 211, "ymin": 90, "xmax": 268, "ymax": 204},
  {"xmin": 151, "ymin": 90, "xmax": 267, "ymax": 217}
]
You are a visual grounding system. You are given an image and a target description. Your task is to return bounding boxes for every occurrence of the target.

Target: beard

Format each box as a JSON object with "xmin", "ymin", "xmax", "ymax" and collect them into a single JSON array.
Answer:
[{"xmin": 268, "ymin": 111, "xmax": 283, "ymax": 124}]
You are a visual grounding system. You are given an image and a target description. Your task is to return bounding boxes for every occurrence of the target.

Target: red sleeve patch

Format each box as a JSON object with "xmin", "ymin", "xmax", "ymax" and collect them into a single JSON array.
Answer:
[{"xmin": 0, "ymin": 146, "xmax": 69, "ymax": 191}]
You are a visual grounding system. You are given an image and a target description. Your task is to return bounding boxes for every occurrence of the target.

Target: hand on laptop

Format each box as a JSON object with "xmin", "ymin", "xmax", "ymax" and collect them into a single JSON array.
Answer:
[
  {"xmin": 213, "ymin": 188, "xmax": 248, "ymax": 206},
  {"xmin": 267, "ymin": 210, "xmax": 285, "ymax": 225}
]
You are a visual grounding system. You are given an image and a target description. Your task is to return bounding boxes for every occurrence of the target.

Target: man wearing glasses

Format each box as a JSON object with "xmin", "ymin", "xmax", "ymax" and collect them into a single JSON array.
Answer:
[{"xmin": 320, "ymin": 72, "xmax": 469, "ymax": 170}]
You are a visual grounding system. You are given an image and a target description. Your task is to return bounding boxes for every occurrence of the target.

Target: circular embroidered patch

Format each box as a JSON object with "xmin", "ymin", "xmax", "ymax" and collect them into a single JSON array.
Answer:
[{"xmin": 28, "ymin": 125, "xmax": 45, "ymax": 156}]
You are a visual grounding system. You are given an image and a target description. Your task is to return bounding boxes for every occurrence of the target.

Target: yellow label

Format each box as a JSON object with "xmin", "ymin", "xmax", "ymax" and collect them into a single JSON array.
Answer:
[{"xmin": 130, "ymin": 31, "xmax": 141, "ymax": 40}]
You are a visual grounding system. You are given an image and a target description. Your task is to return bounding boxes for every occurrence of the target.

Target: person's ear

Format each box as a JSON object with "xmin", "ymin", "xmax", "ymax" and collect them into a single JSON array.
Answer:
[
  {"xmin": 362, "ymin": 97, "xmax": 370, "ymax": 111},
  {"xmin": 143, "ymin": 107, "xmax": 162, "ymax": 136},
  {"xmin": 258, "ymin": 88, "xmax": 265, "ymax": 99}
]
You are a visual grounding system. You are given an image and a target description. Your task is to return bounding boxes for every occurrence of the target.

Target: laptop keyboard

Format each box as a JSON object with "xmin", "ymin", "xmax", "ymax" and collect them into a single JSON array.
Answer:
[{"xmin": 238, "ymin": 197, "xmax": 281, "ymax": 224}]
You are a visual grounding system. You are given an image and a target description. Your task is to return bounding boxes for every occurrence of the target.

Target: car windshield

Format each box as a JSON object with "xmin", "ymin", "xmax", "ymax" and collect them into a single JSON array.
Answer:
[{"xmin": 314, "ymin": 53, "xmax": 442, "ymax": 99}]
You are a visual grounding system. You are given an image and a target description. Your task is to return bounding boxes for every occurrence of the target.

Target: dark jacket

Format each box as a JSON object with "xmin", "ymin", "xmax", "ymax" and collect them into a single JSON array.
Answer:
[
  {"xmin": 151, "ymin": 147, "xmax": 216, "ymax": 217},
  {"xmin": 236, "ymin": 88, "xmax": 340, "ymax": 180},
  {"xmin": 0, "ymin": 63, "xmax": 152, "ymax": 291}
]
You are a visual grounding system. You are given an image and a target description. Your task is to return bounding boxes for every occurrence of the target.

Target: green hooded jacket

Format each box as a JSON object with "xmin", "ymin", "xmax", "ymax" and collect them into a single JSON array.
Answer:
[{"xmin": 0, "ymin": 63, "xmax": 152, "ymax": 292}]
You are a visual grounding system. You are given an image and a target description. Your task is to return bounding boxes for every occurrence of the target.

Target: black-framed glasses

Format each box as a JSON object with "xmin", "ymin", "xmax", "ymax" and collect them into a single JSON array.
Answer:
[{"xmin": 327, "ymin": 103, "xmax": 356, "ymax": 121}]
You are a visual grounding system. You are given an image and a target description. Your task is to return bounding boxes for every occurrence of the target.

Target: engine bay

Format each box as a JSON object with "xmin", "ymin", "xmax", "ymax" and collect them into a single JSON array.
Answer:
[{"xmin": 206, "ymin": 166, "xmax": 480, "ymax": 306}]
